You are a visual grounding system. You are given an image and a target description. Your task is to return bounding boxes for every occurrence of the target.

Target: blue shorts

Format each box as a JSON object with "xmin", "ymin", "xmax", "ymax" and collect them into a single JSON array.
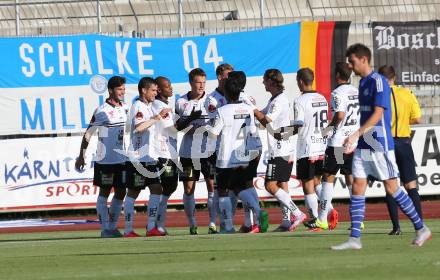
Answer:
[
  {"xmin": 352, "ymin": 149, "xmax": 399, "ymax": 181},
  {"xmin": 394, "ymin": 138, "xmax": 417, "ymax": 184}
]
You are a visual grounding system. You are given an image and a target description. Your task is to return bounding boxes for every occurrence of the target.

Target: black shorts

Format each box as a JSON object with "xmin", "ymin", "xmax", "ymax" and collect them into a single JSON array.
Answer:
[
  {"xmin": 265, "ymin": 156, "xmax": 293, "ymax": 183},
  {"xmin": 157, "ymin": 158, "xmax": 178, "ymax": 189},
  {"xmin": 216, "ymin": 166, "xmax": 249, "ymax": 191},
  {"xmin": 296, "ymin": 157, "xmax": 324, "ymax": 181},
  {"xmin": 394, "ymin": 138, "xmax": 417, "ymax": 184},
  {"xmin": 126, "ymin": 161, "xmax": 160, "ymax": 189},
  {"xmin": 323, "ymin": 146, "xmax": 353, "ymax": 175},
  {"xmin": 179, "ymin": 153, "xmax": 216, "ymax": 182},
  {"xmin": 246, "ymin": 155, "xmax": 260, "ymax": 180},
  {"xmin": 93, "ymin": 162, "xmax": 126, "ymax": 189}
]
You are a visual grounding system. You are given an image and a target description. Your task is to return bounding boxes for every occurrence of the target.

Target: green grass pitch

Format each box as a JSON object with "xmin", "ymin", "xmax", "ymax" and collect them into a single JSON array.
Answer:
[{"xmin": 1, "ymin": 220, "xmax": 439, "ymax": 280}]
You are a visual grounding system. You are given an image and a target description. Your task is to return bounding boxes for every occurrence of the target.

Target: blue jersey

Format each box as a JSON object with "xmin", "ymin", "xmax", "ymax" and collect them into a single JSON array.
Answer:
[{"xmin": 358, "ymin": 71, "xmax": 394, "ymax": 151}]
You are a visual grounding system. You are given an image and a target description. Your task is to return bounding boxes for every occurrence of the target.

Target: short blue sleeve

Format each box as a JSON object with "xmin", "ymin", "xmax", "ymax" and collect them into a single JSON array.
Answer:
[{"xmin": 373, "ymin": 75, "xmax": 391, "ymax": 110}]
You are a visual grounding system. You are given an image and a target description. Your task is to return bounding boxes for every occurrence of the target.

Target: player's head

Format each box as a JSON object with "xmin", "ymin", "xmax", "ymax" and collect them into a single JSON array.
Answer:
[
  {"xmin": 345, "ymin": 43, "xmax": 372, "ymax": 77},
  {"xmin": 189, "ymin": 68, "xmax": 206, "ymax": 95},
  {"xmin": 216, "ymin": 63, "xmax": 234, "ymax": 89},
  {"xmin": 225, "ymin": 71, "xmax": 246, "ymax": 102},
  {"xmin": 107, "ymin": 76, "xmax": 126, "ymax": 102},
  {"xmin": 296, "ymin": 67, "xmax": 314, "ymax": 92},
  {"xmin": 335, "ymin": 62, "xmax": 352, "ymax": 83},
  {"xmin": 263, "ymin": 69, "xmax": 284, "ymax": 93},
  {"xmin": 155, "ymin": 76, "xmax": 173, "ymax": 98},
  {"xmin": 138, "ymin": 77, "xmax": 158, "ymax": 103},
  {"xmin": 378, "ymin": 65, "xmax": 396, "ymax": 85}
]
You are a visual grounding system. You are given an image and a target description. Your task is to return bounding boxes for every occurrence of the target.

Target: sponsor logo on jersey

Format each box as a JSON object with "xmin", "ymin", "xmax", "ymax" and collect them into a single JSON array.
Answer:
[{"xmin": 208, "ymin": 104, "xmax": 217, "ymax": 113}]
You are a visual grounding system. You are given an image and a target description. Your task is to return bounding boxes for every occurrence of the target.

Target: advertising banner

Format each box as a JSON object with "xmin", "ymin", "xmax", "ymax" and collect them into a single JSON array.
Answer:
[{"xmin": 372, "ymin": 21, "xmax": 440, "ymax": 85}]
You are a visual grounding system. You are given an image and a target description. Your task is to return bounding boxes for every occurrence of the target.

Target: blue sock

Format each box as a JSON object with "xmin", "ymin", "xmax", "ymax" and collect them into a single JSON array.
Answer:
[
  {"xmin": 350, "ymin": 195, "xmax": 365, "ymax": 238},
  {"xmin": 392, "ymin": 188, "xmax": 423, "ymax": 230}
]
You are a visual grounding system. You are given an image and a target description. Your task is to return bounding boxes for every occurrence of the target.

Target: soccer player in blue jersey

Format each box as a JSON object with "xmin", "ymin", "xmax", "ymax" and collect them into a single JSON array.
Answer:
[{"xmin": 331, "ymin": 44, "xmax": 431, "ymax": 250}]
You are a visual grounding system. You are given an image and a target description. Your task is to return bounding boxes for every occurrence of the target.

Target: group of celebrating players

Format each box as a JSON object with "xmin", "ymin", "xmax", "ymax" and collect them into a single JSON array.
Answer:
[{"xmin": 75, "ymin": 43, "xmax": 431, "ymax": 250}]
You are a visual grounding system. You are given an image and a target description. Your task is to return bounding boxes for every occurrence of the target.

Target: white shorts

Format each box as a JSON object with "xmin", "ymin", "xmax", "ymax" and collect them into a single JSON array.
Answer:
[{"xmin": 352, "ymin": 149, "xmax": 400, "ymax": 181}]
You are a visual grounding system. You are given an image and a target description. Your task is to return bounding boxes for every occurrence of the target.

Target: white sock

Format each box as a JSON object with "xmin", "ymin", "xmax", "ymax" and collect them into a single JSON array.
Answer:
[
  {"xmin": 219, "ymin": 196, "xmax": 233, "ymax": 231},
  {"xmin": 305, "ymin": 193, "xmax": 319, "ymax": 219},
  {"xmin": 318, "ymin": 182, "xmax": 334, "ymax": 223},
  {"xmin": 214, "ymin": 190, "xmax": 225, "ymax": 229},
  {"xmin": 315, "ymin": 183, "xmax": 322, "ymax": 198},
  {"xmin": 147, "ymin": 194, "xmax": 161, "ymax": 231},
  {"xmin": 108, "ymin": 197, "xmax": 123, "ymax": 231},
  {"xmin": 96, "ymin": 195, "xmax": 109, "ymax": 231},
  {"xmin": 183, "ymin": 193, "xmax": 197, "ymax": 227},
  {"xmin": 243, "ymin": 202, "xmax": 254, "ymax": 227},
  {"xmin": 207, "ymin": 192, "xmax": 216, "ymax": 227},
  {"xmin": 124, "ymin": 196, "xmax": 136, "ymax": 234},
  {"xmin": 281, "ymin": 205, "xmax": 291, "ymax": 227},
  {"xmin": 156, "ymin": 194, "xmax": 169, "ymax": 230},
  {"xmin": 273, "ymin": 189, "xmax": 302, "ymax": 217},
  {"xmin": 229, "ymin": 191, "xmax": 238, "ymax": 217},
  {"xmin": 238, "ymin": 188, "xmax": 261, "ymax": 225}
]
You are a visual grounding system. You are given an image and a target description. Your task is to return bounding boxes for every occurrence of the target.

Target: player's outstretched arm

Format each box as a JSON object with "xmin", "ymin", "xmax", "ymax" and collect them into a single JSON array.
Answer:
[
  {"xmin": 322, "ymin": 111, "xmax": 345, "ymax": 137},
  {"xmin": 175, "ymin": 107, "xmax": 202, "ymax": 131},
  {"xmin": 75, "ymin": 123, "xmax": 97, "ymax": 171},
  {"xmin": 272, "ymin": 124, "xmax": 299, "ymax": 140},
  {"xmin": 253, "ymin": 109, "xmax": 271, "ymax": 128},
  {"xmin": 135, "ymin": 108, "xmax": 171, "ymax": 134}
]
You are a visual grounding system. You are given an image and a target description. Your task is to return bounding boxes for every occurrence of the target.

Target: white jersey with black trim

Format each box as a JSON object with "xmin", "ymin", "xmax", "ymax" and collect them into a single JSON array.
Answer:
[
  {"xmin": 328, "ymin": 84, "xmax": 360, "ymax": 147},
  {"xmin": 262, "ymin": 92, "xmax": 294, "ymax": 158},
  {"xmin": 206, "ymin": 89, "xmax": 228, "ymax": 152},
  {"xmin": 240, "ymin": 92, "xmax": 262, "ymax": 152},
  {"xmin": 175, "ymin": 92, "xmax": 215, "ymax": 158},
  {"xmin": 128, "ymin": 99, "xmax": 158, "ymax": 164},
  {"xmin": 293, "ymin": 91, "xmax": 328, "ymax": 159},
  {"xmin": 91, "ymin": 100, "xmax": 128, "ymax": 164},
  {"xmin": 208, "ymin": 102, "xmax": 258, "ymax": 168},
  {"xmin": 206, "ymin": 89, "xmax": 228, "ymax": 119},
  {"xmin": 152, "ymin": 99, "xmax": 178, "ymax": 160}
]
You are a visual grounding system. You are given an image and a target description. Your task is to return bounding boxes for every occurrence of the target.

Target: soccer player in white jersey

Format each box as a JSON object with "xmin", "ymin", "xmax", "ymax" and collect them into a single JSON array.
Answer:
[
  {"xmin": 75, "ymin": 76, "xmax": 128, "ymax": 238},
  {"xmin": 238, "ymin": 91, "xmax": 264, "ymax": 233},
  {"xmin": 250, "ymin": 69, "xmax": 306, "ymax": 231},
  {"xmin": 175, "ymin": 68, "xmax": 217, "ymax": 235},
  {"xmin": 124, "ymin": 77, "xmax": 171, "ymax": 237},
  {"xmin": 318, "ymin": 62, "xmax": 359, "ymax": 230},
  {"xmin": 151, "ymin": 76, "xmax": 180, "ymax": 235},
  {"xmin": 205, "ymin": 63, "xmax": 234, "ymax": 233},
  {"xmin": 277, "ymin": 68, "xmax": 327, "ymax": 231},
  {"xmin": 332, "ymin": 44, "xmax": 431, "ymax": 250},
  {"xmin": 205, "ymin": 71, "xmax": 269, "ymax": 233}
]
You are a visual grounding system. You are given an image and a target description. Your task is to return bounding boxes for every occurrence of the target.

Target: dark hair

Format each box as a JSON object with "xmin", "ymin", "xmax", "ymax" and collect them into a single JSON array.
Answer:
[
  {"xmin": 335, "ymin": 62, "xmax": 352, "ymax": 81},
  {"xmin": 137, "ymin": 77, "xmax": 157, "ymax": 95},
  {"xmin": 155, "ymin": 76, "xmax": 170, "ymax": 86},
  {"xmin": 107, "ymin": 76, "xmax": 126, "ymax": 90},
  {"xmin": 378, "ymin": 65, "xmax": 396, "ymax": 80},
  {"xmin": 296, "ymin": 67, "xmax": 314, "ymax": 86},
  {"xmin": 345, "ymin": 43, "xmax": 372, "ymax": 63},
  {"xmin": 188, "ymin": 68, "xmax": 206, "ymax": 82},
  {"xmin": 264, "ymin": 69, "xmax": 284, "ymax": 90},
  {"xmin": 225, "ymin": 71, "xmax": 246, "ymax": 101},
  {"xmin": 216, "ymin": 63, "xmax": 234, "ymax": 77}
]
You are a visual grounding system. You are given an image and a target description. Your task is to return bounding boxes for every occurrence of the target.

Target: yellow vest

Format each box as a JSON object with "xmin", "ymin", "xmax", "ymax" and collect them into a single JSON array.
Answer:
[{"xmin": 390, "ymin": 85, "xmax": 422, "ymax": 138}]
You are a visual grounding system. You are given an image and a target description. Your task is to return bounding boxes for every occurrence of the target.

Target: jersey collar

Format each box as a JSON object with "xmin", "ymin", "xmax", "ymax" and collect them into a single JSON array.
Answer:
[
  {"xmin": 269, "ymin": 91, "xmax": 283, "ymax": 101},
  {"xmin": 187, "ymin": 91, "xmax": 206, "ymax": 101},
  {"xmin": 334, "ymin": 83, "xmax": 350, "ymax": 89},
  {"xmin": 106, "ymin": 98, "xmax": 123, "ymax": 108}
]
